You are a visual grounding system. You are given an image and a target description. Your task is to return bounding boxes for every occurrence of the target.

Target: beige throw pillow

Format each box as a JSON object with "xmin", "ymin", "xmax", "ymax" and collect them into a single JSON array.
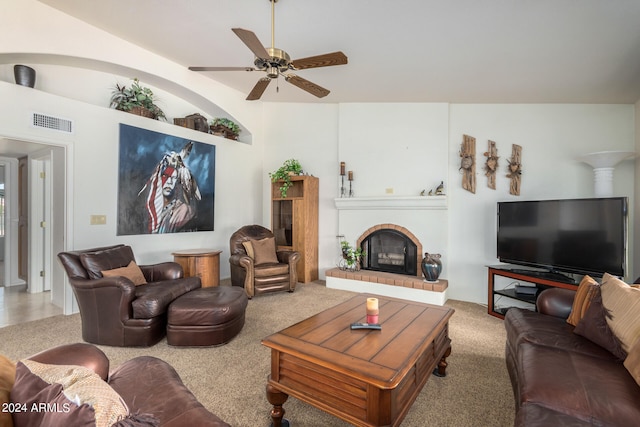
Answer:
[
  {"xmin": 566, "ymin": 275, "xmax": 599, "ymax": 326},
  {"xmin": 600, "ymin": 273, "xmax": 640, "ymax": 352},
  {"xmin": 242, "ymin": 241, "xmax": 255, "ymax": 259},
  {"xmin": 101, "ymin": 260, "xmax": 147, "ymax": 286},
  {"xmin": 250, "ymin": 237, "xmax": 279, "ymax": 265},
  {"xmin": 17, "ymin": 359, "xmax": 128, "ymax": 427}
]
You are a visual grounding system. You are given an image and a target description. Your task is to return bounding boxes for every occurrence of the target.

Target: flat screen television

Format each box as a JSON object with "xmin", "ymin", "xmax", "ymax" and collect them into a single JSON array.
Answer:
[{"xmin": 497, "ymin": 197, "xmax": 628, "ymax": 278}]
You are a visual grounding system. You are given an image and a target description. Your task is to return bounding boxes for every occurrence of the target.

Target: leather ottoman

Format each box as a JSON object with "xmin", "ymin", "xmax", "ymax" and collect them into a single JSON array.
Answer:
[{"xmin": 167, "ymin": 286, "xmax": 248, "ymax": 346}]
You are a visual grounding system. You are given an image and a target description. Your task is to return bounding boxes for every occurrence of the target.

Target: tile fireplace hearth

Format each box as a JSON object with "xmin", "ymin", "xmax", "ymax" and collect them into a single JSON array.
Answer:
[{"xmin": 325, "ymin": 268, "xmax": 448, "ymax": 305}]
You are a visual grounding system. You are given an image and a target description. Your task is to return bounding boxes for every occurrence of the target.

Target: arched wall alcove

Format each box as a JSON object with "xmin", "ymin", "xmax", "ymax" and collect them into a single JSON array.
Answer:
[{"xmin": 0, "ymin": 53, "xmax": 256, "ymax": 144}]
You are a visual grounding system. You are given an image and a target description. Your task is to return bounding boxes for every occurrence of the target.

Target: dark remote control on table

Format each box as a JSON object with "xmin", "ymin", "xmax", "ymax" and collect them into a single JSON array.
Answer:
[{"xmin": 350, "ymin": 322, "xmax": 382, "ymax": 330}]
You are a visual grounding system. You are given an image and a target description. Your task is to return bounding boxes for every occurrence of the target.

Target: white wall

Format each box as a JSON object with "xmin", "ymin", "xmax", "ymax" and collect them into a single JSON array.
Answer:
[
  {"xmin": 0, "ymin": 81, "xmax": 265, "ymax": 313},
  {"xmin": 1, "ymin": 0, "xmax": 636, "ymax": 310},
  {"xmin": 262, "ymin": 103, "xmax": 340, "ymax": 275},
  {"xmin": 448, "ymin": 104, "xmax": 635, "ymax": 303},
  {"xmin": 265, "ymin": 103, "xmax": 636, "ymax": 305}
]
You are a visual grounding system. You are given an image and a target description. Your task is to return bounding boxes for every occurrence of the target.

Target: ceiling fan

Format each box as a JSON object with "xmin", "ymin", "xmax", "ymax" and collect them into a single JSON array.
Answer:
[{"xmin": 189, "ymin": 0, "xmax": 347, "ymax": 100}]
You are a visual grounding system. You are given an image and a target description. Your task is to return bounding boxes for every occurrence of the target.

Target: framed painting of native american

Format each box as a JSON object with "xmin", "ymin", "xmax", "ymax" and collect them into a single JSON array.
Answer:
[{"xmin": 117, "ymin": 124, "xmax": 215, "ymax": 235}]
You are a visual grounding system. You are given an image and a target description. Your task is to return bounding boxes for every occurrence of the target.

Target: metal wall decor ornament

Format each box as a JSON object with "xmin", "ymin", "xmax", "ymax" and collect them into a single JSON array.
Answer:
[
  {"xmin": 117, "ymin": 124, "xmax": 216, "ymax": 235},
  {"xmin": 460, "ymin": 134, "xmax": 476, "ymax": 193},
  {"xmin": 507, "ymin": 144, "xmax": 523, "ymax": 196}
]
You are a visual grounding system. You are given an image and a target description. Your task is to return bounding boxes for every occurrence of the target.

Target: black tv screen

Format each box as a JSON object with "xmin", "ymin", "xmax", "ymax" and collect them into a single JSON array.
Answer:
[{"xmin": 497, "ymin": 197, "xmax": 627, "ymax": 277}]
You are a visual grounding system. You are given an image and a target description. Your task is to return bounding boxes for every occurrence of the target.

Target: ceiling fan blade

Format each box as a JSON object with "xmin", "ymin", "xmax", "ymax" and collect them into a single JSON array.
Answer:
[
  {"xmin": 232, "ymin": 28, "xmax": 270, "ymax": 59},
  {"xmin": 285, "ymin": 75, "xmax": 330, "ymax": 98},
  {"xmin": 290, "ymin": 51, "xmax": 348, "ymax": 70},
  {"xmin": 189, "ymin": 66, "xmax": 256, "ymax": 72},
  {"xmin": 246, "ymin": 78, "xmax": 271, "ymax": 101}
]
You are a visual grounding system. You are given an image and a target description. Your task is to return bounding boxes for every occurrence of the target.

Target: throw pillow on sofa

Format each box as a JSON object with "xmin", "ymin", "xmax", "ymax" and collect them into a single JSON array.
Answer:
[
  {"xmin": 11, "ymin": 360, "xmax": 128, "ymax": 427},
  {"xmin": 600, "ymin": 273, "xmax": 640, "ymax": 353},
  {"xmin": 566, "ymin": 275, "xmax": 599, "ymax": 326},
  {"xmin": 573, "ymin": 286, "xmax": 627, "ymax": 361}
]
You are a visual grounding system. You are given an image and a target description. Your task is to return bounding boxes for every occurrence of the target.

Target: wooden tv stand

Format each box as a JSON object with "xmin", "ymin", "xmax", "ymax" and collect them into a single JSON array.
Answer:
[{"xmin": 487, "ymin": 266, "xmax": 578, "ymax": 319}]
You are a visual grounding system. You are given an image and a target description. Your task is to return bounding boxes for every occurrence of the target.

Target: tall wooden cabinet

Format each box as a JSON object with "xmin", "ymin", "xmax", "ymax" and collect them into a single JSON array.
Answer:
[{"xmin": 271, "ymin": 175, "xmax": 319, "ymax": 283}]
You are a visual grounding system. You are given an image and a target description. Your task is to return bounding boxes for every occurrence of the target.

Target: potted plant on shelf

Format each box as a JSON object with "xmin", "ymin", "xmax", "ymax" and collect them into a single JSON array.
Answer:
[
  {"xmin": 210, "ymin": 117, "xmax": 241, "ymax": 140},
  {"xmin": 110, "ymin": 78, "xmax": 166, "ymax": 120},
  {"xmin": 340, "ymin": 240, "xmax": 365, "ymax": 271},
  {"xmin": 269, "ymin": 159, "xmax": 303, "ymax": 198}
]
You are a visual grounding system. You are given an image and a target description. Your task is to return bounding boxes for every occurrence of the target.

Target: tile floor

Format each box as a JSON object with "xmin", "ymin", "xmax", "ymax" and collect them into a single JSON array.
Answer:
[{"xmin": 0, "ymin": 285, "xmax": 62, "ymax": 328}]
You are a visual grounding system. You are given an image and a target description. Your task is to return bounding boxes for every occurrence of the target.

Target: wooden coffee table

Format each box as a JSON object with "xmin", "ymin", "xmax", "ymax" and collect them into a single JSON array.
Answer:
[{"xmin": 261, "ymin": 293, "xmax": 454, "ymax": 427}]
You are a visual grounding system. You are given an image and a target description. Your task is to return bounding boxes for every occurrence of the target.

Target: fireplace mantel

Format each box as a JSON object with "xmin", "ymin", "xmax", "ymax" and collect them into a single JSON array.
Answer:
[{"xmin": 334, "ymin": 195, "xmax": 447, "ymax": 210}]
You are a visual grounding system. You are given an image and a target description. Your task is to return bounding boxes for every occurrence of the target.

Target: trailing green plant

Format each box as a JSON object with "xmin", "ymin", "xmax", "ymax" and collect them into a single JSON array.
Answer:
[
  {"xmin": 110, "ymin": 78, "xmax": 166, "ymax": 120},
  {"xmin": 340, "ymin": 240, "xmax": 366, "ymax": 268},
  {"xmin": 211, "ymin": 117, "xmax": 241, "ymax": 135},
  {"xmin": 269, "ymin": 159, "xmax": 303, "ymax": 197}
]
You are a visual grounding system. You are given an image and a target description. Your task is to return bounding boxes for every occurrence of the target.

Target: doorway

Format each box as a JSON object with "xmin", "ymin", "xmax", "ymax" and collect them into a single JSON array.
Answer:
[{"xmin": 0, "ymin": 139, "xmax": 65, "ymax": 323}]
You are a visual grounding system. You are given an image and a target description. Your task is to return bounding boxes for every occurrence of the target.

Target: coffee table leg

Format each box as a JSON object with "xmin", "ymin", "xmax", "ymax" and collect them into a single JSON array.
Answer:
[
  {"xmin": 433, "ymin": 345, "xmax": 452, "ymax": 377},
  {"xmin": 267, "ymin": 383, "xmax": 290, "ymax": 427}
]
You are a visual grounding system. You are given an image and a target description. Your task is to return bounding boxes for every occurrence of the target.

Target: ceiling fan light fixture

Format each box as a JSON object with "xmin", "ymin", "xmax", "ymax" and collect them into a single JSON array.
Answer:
[{"xmin": 189, "ymin": 0, "xmax": 347, "ymax": 100}]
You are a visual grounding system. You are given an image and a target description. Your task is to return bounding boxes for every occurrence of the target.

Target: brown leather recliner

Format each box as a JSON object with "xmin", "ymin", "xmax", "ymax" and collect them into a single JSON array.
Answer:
[
  {"xmin": 58, "ymin": 244, "xmax": 201, "ymax": 347},
  {"xmin": 229, "ymin": 225, "xmax": 300, "ymax": 298}
]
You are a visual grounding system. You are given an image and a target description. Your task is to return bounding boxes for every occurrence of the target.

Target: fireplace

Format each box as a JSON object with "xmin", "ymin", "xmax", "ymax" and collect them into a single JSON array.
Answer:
[{"xmin": 357, "ymin": 224, "xmax": 422, "ymax": 277}]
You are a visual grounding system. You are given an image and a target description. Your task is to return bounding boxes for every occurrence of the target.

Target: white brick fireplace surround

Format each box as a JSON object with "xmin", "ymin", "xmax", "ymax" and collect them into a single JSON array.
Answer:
[{"xmin": 327, "ymin": 195, "xmax": 449, "ymax": 305}]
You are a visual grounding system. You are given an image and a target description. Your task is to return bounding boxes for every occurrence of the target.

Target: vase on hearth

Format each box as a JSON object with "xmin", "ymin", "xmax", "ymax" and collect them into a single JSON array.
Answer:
[
  {"xmin": 14, "ymin": 65, "xmax": 36, "ymax": 88},
  {"xmin": 421, "ymin": 253, "xmax": 442, "ymax": 282}
]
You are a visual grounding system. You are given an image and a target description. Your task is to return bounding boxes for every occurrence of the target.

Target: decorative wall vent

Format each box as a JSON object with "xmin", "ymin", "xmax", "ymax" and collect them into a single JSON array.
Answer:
[{"xmin": 31, "ymin": 112, "xmax": 74, "ymax": 134}]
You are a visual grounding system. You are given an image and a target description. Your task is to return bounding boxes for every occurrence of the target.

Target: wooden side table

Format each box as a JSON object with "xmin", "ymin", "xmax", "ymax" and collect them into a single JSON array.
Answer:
[{"xmin": 172, "ymin": 249, "xmax": 222, "ymax": 288}]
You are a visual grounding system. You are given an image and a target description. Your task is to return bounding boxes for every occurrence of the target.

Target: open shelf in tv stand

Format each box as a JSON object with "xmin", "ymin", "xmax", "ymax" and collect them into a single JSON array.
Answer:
[{"xmin": 487, "ymin": 266, "xmax": 579, "ymax": 320}]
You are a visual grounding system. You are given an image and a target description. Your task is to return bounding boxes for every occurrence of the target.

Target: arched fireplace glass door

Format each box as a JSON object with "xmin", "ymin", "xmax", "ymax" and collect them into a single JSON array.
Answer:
[{"xmin": 360, "ymin": 229, "xmax": 417, "ymax": 276}]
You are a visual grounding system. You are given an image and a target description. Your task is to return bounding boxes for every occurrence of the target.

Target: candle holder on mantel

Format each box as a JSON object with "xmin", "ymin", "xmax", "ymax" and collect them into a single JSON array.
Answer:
[
  {"xmin": 577, "ymin": 151, "xmax": 636, "ymax": 197},
  {"xmin": 348, "ymin": 170, "xmax": 354, "ymax": 197},
  {"xmin": 340, "ymin": 161, "xmax": 346, "ymax": 198}
]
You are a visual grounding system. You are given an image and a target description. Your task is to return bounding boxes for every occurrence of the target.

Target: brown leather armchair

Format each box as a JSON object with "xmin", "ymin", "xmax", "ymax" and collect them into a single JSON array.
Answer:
[
  {"xmin": 58, "ymin": 244, "xmax": 201, "ymax": 347},
  {"xmin": 229, "ymin": 225, "xmax": 300, "ymax": 298}
]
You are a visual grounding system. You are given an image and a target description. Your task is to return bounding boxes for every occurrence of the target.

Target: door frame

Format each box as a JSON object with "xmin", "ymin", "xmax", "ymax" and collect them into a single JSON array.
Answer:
[
  {"xmin": 28, "ymin": 150, "xmax": 53, "ymax": 293},
  {"xmin": 0, "ymin": 157, "xmax": 24, "ymax": 288}
]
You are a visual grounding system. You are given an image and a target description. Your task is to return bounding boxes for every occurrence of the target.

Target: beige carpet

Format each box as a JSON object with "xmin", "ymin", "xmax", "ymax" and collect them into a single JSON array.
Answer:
[{"xmin": 0, "ymin": 282, "xmax": 515, "ymax": 427}]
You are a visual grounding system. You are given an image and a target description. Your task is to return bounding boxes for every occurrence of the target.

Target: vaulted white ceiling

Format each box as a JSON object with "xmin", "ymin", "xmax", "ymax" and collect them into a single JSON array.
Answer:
[{"xmin": 39, "ymin": 0, "xmax": 640, "ymax": 104}]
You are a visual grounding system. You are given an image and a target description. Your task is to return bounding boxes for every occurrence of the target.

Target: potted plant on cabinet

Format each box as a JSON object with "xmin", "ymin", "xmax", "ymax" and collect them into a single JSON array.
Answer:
[
  {"xmin": 109, "ymin": 78, "xmax": 166, "ymax": 120},
  {"xmin": 269, "ymin": 158, "xmax": 303, "ymax": 198},
  {"xmin": 210, "ymin": 118, "xmax": 241, "ymax": 140}
]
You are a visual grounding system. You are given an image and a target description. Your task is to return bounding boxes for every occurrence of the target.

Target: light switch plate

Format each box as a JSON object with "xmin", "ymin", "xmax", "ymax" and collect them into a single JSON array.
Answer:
[{"xmin": 90, "ymin": 215, "xmax": 106, "ymax": 225}]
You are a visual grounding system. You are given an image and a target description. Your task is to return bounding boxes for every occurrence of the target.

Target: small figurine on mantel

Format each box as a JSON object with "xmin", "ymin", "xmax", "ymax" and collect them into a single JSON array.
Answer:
[{"xmin": 421, "ymin": 181, "xmax": 445, "ymax": 196}]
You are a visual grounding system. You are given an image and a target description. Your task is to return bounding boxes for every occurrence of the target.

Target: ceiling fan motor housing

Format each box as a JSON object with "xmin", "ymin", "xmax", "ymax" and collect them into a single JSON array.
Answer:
[{"xmin": 255, "ymin": 47, "xmax": 291, "ymax": 78}]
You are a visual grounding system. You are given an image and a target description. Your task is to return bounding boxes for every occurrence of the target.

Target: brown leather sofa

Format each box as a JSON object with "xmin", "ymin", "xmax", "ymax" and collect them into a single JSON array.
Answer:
[
  {"xmin": 229, "ymin": 225, "xmax": 300, "ymax": 298},
  {"xmin": 505, "ymin": 287, "xmax": 640, "ymax": 426},
  {"xmin": 58, "ymin": 245, "xmax": 201, "ymax": 347},
  {"xmin": 9, "ymin": 343, "xmax": 229, "ymax": 426}
]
